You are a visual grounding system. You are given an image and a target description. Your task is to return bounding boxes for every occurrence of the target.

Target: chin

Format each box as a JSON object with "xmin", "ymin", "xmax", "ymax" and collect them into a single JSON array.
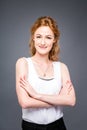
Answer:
[{"xmin": 37, "ymin": 51, "xmax": 49, "ymax": 56}]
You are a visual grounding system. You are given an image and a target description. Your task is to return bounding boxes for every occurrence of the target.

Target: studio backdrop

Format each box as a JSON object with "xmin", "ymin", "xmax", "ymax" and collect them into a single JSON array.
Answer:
[{"xmin": 0, "ymin": 0, "xmax": 87, "ymax": 130}]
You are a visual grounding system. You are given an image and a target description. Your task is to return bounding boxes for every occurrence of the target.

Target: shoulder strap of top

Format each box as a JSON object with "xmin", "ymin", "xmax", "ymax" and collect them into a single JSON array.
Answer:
[
  {"xmin": 23, "ymin": 57, "xmax": 30, "ymax": 63},
  {"xmin": 23, "ymin": 57, "xmax": 36, "ymax": 75},
  {"xmin": 54, "ymin": 61, "xmax": 62, "ymax": 86},
  {"xmin": 22, "ymin": 57, "xmax": 31, "ymax": 74}
]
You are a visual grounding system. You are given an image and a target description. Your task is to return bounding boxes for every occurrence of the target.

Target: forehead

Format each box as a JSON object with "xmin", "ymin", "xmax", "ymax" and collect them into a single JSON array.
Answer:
[{"xmin": 34, "ymin": 26, "xmax": 54, "ymax": 35}]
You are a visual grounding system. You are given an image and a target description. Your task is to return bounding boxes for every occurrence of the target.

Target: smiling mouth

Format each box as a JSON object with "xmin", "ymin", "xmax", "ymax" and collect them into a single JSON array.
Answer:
[{"xmin": 39, "ymin": 46, "xmax": 47, "ymax": 49}]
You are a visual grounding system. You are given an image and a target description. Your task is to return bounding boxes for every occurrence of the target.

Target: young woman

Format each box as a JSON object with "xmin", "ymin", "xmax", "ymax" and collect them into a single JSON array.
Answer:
[{"xmin": 16, "ymin": 16, "xmax": 76, "ymax": 130}]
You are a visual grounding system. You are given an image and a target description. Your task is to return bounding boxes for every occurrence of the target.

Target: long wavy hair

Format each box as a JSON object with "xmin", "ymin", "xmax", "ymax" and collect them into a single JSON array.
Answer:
[{"xmin": 29, "ymin": 16, "xmax": 60, "ymax": 61}]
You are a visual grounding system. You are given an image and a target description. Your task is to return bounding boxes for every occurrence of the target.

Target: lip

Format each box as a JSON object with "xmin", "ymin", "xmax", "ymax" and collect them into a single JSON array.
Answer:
[{"xmin": 39, "ymin": 46, "xmax": 47, "ymax": 49}]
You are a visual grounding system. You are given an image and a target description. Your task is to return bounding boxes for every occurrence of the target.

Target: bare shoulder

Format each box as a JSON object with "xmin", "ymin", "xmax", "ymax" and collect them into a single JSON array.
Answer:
[
  {"xmin": 16, "ymin": 57, "xmax": 28, "ymax": 75},
  {"xmin": 60, "ymin": 62, "xmax": 69, "ymax": 72},
  {"xmin": 60, "ymin": 62, "xmax": 71, "ymax": 81},
  {"xmin": 16, "ymin": 57, "xmax": 27, "ymax": 68}
]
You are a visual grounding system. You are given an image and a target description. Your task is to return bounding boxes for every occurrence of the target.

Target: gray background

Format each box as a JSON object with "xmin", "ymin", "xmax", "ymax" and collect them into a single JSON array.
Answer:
[{"xmin": 0, "ymin": 0, "xmax": 87, "ymax": 130}]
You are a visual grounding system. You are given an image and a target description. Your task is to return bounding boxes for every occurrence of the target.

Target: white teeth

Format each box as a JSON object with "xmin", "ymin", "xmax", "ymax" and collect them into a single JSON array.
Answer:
[{"xmin": 39, "ymin": 46, "xmax": 47, "ymax": 48}]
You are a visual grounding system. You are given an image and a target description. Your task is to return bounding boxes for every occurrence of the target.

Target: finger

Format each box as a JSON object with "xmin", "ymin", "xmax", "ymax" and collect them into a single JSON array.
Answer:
[
  {"xmin": 66, "ymin": 80, "xmax": 72, "ymax": 84},
  {"xmin": 22, "ymin": 79, "xmax": 31, "ymax": 88},
  {"xmin": 20, "ymin": 78, "xmax": 27, "ymax": 87},
  {"xmin": 66, "ymin": 80, "xmax": 72, "ymax": 88},
  {"xmin": 68, "ymin": 87, "xmax": 72, "ymax": 94},
  {"xmin": 20, "ymin": 83, "xmax": 28, "ymax": 93},
  {"xmin": 20, "ymin": 78, "xmax": 27, "ymax": 86},
  {"xmin": 20, "ymin": 80, "xmax": 25, "ymax": 87},
  {"xmin": 20, "ymin": 82, "xmax": 24, "ymax": 88},
  {"xmin": 21, "ymin": 77, "xmax": 29, "ymax": 85}
]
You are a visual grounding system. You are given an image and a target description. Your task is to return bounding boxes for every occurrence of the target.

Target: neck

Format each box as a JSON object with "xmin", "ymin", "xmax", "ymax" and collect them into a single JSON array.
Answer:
[{"xmin": 32, "ymin": 53, "xmax": 50, "ymax": 64}]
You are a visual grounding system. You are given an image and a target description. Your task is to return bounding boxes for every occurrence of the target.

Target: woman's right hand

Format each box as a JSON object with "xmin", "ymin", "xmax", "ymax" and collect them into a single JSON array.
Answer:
[{"xmin": 59, "ymin": 80, "xmax": 72, "ymax": 96}]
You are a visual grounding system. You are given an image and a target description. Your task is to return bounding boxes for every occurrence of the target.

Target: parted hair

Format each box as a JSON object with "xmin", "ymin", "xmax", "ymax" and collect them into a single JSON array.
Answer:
[{"xmin": 29, "ymin": 16, "xmax": 60, "ymax": 61}]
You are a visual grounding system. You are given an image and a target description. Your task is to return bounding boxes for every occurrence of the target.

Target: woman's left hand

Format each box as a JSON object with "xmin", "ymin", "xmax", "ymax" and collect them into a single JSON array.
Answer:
[{"xmin": 19, "ymin": 77, "xmax": 37, "ymax": 98}]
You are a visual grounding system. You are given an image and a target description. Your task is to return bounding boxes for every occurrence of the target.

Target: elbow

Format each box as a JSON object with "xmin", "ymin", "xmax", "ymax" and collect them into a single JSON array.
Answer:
[
  {"xmin": 70, "ymin": 101, "xmax": 76, "ymax": 107},
  {"xmin": 21, "ymin": 102, "xmax": 27, "ymax": 109},
  {"xmin": 18, "ymin": 100, "xmax": 28, "ymax": 109},
  {"xmin": 70, "ymin": 97, "xmax": 76, "ymax": 107}
]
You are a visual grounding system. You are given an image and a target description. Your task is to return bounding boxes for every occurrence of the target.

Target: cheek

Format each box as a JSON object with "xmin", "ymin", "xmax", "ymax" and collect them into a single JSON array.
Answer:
[
  {"xmin": 34, "ymin": 41, "xmax": 38, "ymax": 46},
  {"xmin": 49, "ymin": 43, "xmax": 54, "ymax": 49},
  {"xmin": 34, "ymin": 42, "xmax": 40, "ymax": 50}
]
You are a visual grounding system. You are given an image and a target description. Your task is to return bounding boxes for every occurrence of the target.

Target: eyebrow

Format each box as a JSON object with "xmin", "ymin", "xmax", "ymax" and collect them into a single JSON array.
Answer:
[
  {"xmin": 35, "ymin": 34, "xmax": 54, "ymax": 37},
  {"xmin": 46, "ymin": 35, "xmax": 54, "ymax": 37}
]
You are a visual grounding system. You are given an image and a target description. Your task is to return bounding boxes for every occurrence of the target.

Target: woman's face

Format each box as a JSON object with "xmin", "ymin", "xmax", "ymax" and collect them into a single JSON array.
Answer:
[{"xmin": 33, "ymin": 26, "xmax": 55, "ymax": 56}]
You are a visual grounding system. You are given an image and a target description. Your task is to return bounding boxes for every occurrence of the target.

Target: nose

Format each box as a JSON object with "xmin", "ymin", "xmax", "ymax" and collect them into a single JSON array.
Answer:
[{"xmin": 41, "ymin": 38, "xmax": 45, "ymax": 45}]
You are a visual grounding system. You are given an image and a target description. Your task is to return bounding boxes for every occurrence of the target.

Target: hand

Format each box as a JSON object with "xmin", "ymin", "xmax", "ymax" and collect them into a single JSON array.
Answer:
[
  {"xmin": 19, "ymin": 77, "xmax": 37, "ymax": 98},
  {"xmin": 59, "ymin": 80, "xmax": 72, "ymax": 96}
]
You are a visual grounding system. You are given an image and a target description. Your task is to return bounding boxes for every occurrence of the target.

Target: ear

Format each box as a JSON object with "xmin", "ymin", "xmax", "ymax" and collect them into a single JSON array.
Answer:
[
  {"xmin": 32, "ymin": 35, "xmax": 35, "ymax": 41},
  {"xmin": 53, "ymin": 38, "xmax": 56, "ymax": 43}
]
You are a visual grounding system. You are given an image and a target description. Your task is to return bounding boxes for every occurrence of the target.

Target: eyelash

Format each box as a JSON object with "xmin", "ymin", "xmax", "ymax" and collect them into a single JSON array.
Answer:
[
  {"xmin": 47, "ymin": 37, "xmax": 52, "ymax": 39},
  {"xmin": 36, "ymin": 36, "xmax": 52, "ymax": 39},
  {"xmin": 36, "ymin": 36, "xmax": 41, "ymax": 38}
]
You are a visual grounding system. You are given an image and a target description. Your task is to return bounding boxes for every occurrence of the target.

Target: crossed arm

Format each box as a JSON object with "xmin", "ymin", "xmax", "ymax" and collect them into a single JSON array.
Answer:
[{"xmin": 16, "ymin": 58, "xmax": 76, "ymax": 109}]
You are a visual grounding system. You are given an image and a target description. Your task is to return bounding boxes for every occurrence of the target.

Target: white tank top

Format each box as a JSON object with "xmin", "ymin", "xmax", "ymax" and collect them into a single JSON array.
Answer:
[{"xmin": 22, "ymin": 57, "xmax": 63, "ymax": 124}]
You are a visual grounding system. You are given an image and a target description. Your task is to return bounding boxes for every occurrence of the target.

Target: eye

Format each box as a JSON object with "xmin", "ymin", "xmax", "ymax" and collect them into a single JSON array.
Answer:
[
  {"xmin": 37, "ymin": 36, "xmax": 41, "ymax": 38},
  {"xmin": 36, "ymin": 35, "xmax": 41, "ymax": 38},
  {"xmin": 46, "ymin": 36, "xmax": 53, "ymax": 39}
]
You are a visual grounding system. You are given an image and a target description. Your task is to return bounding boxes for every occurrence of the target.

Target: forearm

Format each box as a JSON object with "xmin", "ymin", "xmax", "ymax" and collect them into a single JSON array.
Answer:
[
  {"xmin": 19, "ymin": 75, "xmax": 76, "ymax": 107},
  {"xmin": 21, "ymin": 96, "xmax": 52, "ymax": 109},
  {"xmin": 34, "ymin": 93, "xmax": 76, "ymax": 106},
  {"xmin": 21, "ymin": 82, "xmax": 76, "ymax": 107},
  {"xmin": 17, "ymin": 88, "xmax": 52, "ymax": 109}
]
